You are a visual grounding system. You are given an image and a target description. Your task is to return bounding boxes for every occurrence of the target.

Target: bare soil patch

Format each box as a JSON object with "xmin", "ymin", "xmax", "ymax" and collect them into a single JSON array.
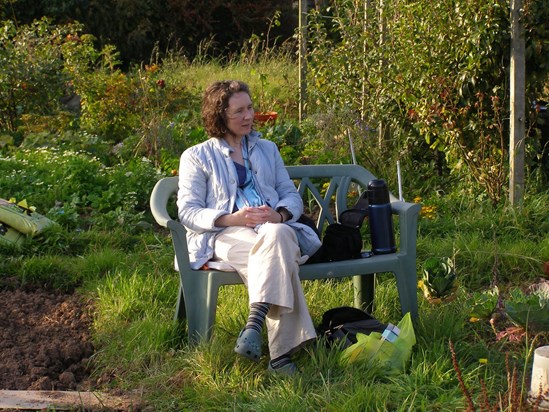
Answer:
[{"xmin": 0, "ymin": 287, "xmax": 95, "ymax": 392}]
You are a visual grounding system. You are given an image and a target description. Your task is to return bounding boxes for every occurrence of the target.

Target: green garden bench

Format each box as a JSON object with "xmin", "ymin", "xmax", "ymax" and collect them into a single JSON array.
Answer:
[{"xmin": 150, "ymin": 164, "xmax": 421, "ymax": 344}]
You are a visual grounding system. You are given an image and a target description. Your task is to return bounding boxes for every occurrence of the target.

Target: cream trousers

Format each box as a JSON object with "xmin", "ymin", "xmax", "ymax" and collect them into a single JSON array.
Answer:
[{"xmin": 213, "ymin": 223, "xmax": 317, "ymax": 359}]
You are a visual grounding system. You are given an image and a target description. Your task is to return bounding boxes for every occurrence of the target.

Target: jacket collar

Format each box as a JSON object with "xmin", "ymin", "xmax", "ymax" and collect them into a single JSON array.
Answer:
[{"xmin": 214, "ymin": 131, "xmax": 262, "ymax": 154}]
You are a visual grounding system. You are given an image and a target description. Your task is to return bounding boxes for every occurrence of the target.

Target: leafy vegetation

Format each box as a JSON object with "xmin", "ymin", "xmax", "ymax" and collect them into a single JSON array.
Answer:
[
  {"xmin": 306, "ymin": 0, "xmax": 549, "ymax": 203},
  {"xmin": 420, "ymin": 256, "xmax": 457, "ymax": 300},
  {"xmin": 505, "ymin": 287, "xmax": 549, "ymax": 332},
  {"xmin": 1, "ymin": 2, "xmax": 549, "ymax": 410}
]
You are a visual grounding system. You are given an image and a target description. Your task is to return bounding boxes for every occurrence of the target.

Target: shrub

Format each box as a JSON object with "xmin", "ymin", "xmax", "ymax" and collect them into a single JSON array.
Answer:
[
  {"xmin": 0, "ymin": 18, "xmax": 75, "ymax": 133},
  {"xmin": 306, "ymin": 0, "xmax": 549, "ymax": 202}
]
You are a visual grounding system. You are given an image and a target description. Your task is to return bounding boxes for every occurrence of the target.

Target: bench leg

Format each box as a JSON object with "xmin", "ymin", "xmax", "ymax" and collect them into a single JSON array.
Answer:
[
  {"xmin": 174, "ymin": 283, "xmax": 187, "ymax": 322},
  {"xmin": 394, "ymin": 266, "xmax": 418, "ymax": 318},
  {"xmin": 353, "ymin": 274, "xmax": 375, "ymax": 313},
  {"xmin": 178, "ymin": 271, "xmax": 221, "ymax": 345}
]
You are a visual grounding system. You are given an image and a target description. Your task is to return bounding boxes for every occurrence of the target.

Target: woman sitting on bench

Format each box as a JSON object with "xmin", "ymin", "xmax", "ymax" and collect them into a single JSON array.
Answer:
[{"xmin": 176, "ymin": 80, "xmax": 321, "ymax": 376}]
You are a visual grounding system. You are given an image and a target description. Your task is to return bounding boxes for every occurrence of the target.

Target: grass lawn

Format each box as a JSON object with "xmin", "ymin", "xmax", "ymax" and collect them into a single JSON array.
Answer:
[{"xmin": 2, "ymin": 192, "xmax": 541, "ymax": 411}]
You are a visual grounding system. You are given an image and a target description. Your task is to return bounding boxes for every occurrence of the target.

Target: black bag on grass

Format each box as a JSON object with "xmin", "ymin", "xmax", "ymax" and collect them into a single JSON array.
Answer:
[{"xmin": 317, "ymin": 306, "xmax": 387, "ymax": 349}]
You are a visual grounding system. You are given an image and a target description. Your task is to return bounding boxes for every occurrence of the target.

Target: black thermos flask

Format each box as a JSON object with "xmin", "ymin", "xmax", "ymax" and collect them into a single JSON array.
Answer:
[{"xmin": 367, "ymin": 179, "xmax": 396, "ymax": 254}]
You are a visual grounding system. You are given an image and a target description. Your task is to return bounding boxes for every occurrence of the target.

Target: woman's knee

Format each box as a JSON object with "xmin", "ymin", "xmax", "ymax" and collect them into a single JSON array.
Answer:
[{"xmin": 263, "ymin": 223, "xmax": 298, "ymax": 243}]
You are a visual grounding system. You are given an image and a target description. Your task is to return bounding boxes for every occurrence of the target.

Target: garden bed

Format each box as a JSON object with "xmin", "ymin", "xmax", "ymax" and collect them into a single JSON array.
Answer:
[{"xmin": 0, "ymin": 285, "xmax": 96, "ymax": 391}]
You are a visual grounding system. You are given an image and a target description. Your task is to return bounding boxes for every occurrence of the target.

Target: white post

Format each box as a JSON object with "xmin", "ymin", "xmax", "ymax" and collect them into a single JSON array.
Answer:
[
  {"xmin": 397, "ymin": 161, "xmax": 403, "ymax": 201},
  {"xmin": 509, "ymin": 0, "xmax": 526, "ymax": 206},
  {"xmin": 529, "ymin": 345, "xmax": 549, "ymax": 408},
  {"xmin": 298, "ymin": 0, "xmax": 308, "ymax": 123},
  {"xmin": 348, "ymin": 129, "xmax": 357, "ymax": 165}
]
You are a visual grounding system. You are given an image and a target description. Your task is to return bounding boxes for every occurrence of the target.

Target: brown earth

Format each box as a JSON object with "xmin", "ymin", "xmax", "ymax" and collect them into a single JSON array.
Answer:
[{"xmin": 0, "ymin": 287, "xmax": 96, "ymax": 392}]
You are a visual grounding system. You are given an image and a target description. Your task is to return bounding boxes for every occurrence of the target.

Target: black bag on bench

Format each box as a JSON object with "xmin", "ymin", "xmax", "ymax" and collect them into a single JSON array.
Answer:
[
  {"xmin": 306, "ymin": 191, "xmax": 369, "ymax": 263},
  {"xmin": 320, "ymin": 223, "xmax": 363, "ymax": 261}
]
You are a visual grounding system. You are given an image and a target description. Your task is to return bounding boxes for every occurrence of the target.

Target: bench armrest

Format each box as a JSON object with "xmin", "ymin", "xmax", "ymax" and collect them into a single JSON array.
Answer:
[
  {"xmin": 150, "ymin": 177, "xmax": 178, "ymax": 228},
  {"xmin": 390, "ymin": 201, "xmax": 421, "ymax": 254}
]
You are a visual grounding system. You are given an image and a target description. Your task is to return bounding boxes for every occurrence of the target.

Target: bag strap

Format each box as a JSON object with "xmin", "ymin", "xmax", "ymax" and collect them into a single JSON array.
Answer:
[{"xmin": 339, "ymin": 191, "xmax": 368, "ymax": 228}]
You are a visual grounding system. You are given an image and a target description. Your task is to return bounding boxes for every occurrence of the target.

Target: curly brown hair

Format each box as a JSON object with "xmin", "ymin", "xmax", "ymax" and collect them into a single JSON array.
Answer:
[{"xmin": 201, "ymin": 80, "xmax": 252, "ymax": 138}]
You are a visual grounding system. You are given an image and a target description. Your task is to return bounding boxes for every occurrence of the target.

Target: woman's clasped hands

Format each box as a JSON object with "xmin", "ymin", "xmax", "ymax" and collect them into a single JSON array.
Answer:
[{"xmin": 239, "ymin": 205, "xmax": 282, "ymax": 227}]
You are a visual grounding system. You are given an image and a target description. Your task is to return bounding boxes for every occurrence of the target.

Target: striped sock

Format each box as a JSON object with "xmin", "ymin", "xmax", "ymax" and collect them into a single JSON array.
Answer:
[
  {"xmin": 245, "ymin": 302, "xmax": 270, "ymax": 334},
  {"xmin": 269, "ymin": 353, "xmax": 292, "ymax": 370}
]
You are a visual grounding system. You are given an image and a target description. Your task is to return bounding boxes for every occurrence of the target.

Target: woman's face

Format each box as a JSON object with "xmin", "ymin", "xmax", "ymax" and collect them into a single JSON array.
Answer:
[{"xmin": 225, "ymin": 91, "xmax": 254, "ymax": 138}]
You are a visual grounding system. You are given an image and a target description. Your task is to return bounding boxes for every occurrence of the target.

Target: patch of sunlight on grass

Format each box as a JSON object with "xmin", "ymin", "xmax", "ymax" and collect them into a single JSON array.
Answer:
[
  {"xmin": 20, "ymin": 255, "xmax": 81, "ymax": 291},
  {"xmin": 163, "ymin": 55, "xmax": 297, "ymax": 116},
  {"xmin": 94, "ymin": 269, "xmax": 177, "ymax": 330},
  {"xmin": 78, "ymin": 248, "xmax": 128, "ymax": 279},
  {"xmin": 216, "ymin": 283, "xmax": 249, "ymax": 335},
  {"xmin": 304, "ymin": 278, "xmax": 356, "ymax": 321},
  {"xmin": 416, "ymin": 295, "xmax": 467, "ymax": 344},
  {"xmin": 372, "ymin": 276, "xmax": 406, "ymax": 322},
  {"xmin": 142, "ymin": 332, "xmax": 277, "ymax": 410},
  {"xmin": 92, "ymin": 317, "xmax": 180, "ymax": 382},
  {"xmin": 333, "ymin": 382, "xmax": 395, "ymax": 411}
]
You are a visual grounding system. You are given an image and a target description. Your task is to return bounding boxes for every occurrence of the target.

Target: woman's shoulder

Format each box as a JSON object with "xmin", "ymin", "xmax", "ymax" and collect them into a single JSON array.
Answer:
[
  {"xmin": 183, "ymin": 137, "xmax": 224, "ymax": 157},
  {"xmin": 250, "ymin": 132, "xmax": 277, "ymax": 150}
]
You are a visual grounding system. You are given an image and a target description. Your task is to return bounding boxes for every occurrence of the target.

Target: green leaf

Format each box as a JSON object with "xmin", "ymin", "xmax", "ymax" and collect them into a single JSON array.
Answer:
[
  {"xmin": 422, "ymin": 257, "xmax": 456, "ymax": 297},
  {"xmin": 504, "ymin": 288, "xmax": 549, "ymax": 331}
]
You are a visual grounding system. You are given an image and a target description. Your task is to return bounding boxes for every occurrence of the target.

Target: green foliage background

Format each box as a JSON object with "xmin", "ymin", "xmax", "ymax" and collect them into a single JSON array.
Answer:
[
  {"xmin": 306, "ymin": 0, "xmax": 549, "ymax": 203},
  {"xmin": 1, "ymin": 0, "xmax": 297, "ymax": 64}
]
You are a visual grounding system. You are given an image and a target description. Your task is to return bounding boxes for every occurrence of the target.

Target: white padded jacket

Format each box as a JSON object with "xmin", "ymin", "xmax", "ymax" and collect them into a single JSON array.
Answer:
[{"xmin": 177, "ymin": 131, "xmax": 320, "ymax": 269}]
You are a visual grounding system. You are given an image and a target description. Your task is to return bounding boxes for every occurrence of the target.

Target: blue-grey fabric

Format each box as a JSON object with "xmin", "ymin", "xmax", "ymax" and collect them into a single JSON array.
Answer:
[{"xmin": 235, "ymin": 144, "xmax": 265, "ymax": 209}]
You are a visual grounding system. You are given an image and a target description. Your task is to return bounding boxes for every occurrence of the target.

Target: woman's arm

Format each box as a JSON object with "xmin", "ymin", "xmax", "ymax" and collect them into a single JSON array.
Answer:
[
  {"xmin": 177, "ymin": 149, "xmax": 228, "ymax": 233},
  {"xmin": 272, "ymin": 147, "xmax": 303, "ymax": 221}
]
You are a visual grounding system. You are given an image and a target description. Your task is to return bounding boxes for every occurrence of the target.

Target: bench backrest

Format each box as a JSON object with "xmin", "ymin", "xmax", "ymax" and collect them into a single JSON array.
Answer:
[
  {"xmin": 150, "ymin": 164, "xmax": 398, "ymax": 234},
  {"xmin": 285, "ymin": 164, "xmax": 398, "ymax": 231},
  {"xmin": 150, "ymin": 164, "xmax": 385, "ymax": 272}
]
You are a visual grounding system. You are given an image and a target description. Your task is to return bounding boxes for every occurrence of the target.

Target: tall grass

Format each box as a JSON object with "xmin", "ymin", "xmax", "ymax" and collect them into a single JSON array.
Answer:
[
  {"xmin": 90, "ymin": 278, "xmax": 530, "ymax": 410},
  {"xmin": 160, "ymin": 41, "xmax": 299, "ymax": 121},
  {"xmin": 416, "ymin": 191, "xmax": 549, "ymax": 289}
]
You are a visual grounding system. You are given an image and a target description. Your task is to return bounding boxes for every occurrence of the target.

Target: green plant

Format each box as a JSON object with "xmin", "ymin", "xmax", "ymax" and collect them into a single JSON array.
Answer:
[
  {"xmin": 306, "ymin": 0, "xmax": 549, "ymax": 203},
  {"xmin": 19, "ymin": 255, "xmax": 83, "ymax": 292},
  {"xmin": 467, "ymin": 287, "xmax": 499, "ymax": 321},
  {"xmin": 121, "ymin": 62, "xmax": 197, "ymax": 165},
  {"xmin": 449, "ymin": 340, "xmax": 536, "ymax": 412},
  {"xmin": 504, "ymin": 287, "xmax": 549, "ymax": 332},
  {"xmin": 421, "ymin": 256, "xmax": 457, "ymax": 300},
  {"xmin": 259, "ymin": 120, "xmax": 302, "ymax": 165},
  {"xmin": 250, "ymin": 69, "xmax": 275, "ymax": 114},
  {"xmin": 0, "ymin": 147, "xmax": 162, "ymax": 230}
]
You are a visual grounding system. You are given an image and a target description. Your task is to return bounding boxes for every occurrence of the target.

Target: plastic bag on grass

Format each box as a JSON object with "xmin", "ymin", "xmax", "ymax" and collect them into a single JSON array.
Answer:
[
  {"xmin": 0, "ymin": 198, "xmax": 56, "ymax": 237},
  {"xmin": 0, "ymin": 222, "xmax": 25, "ymax": 246},
  {"xmin": 340, "ymin": 312, "xmax": 416, "ymax": 375}
]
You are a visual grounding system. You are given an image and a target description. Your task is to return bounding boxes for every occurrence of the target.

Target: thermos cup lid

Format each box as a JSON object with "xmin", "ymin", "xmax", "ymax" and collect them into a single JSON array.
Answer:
[{"xmin": 367, "ymin": 179, "xmax": 390, "ymax": 205}]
